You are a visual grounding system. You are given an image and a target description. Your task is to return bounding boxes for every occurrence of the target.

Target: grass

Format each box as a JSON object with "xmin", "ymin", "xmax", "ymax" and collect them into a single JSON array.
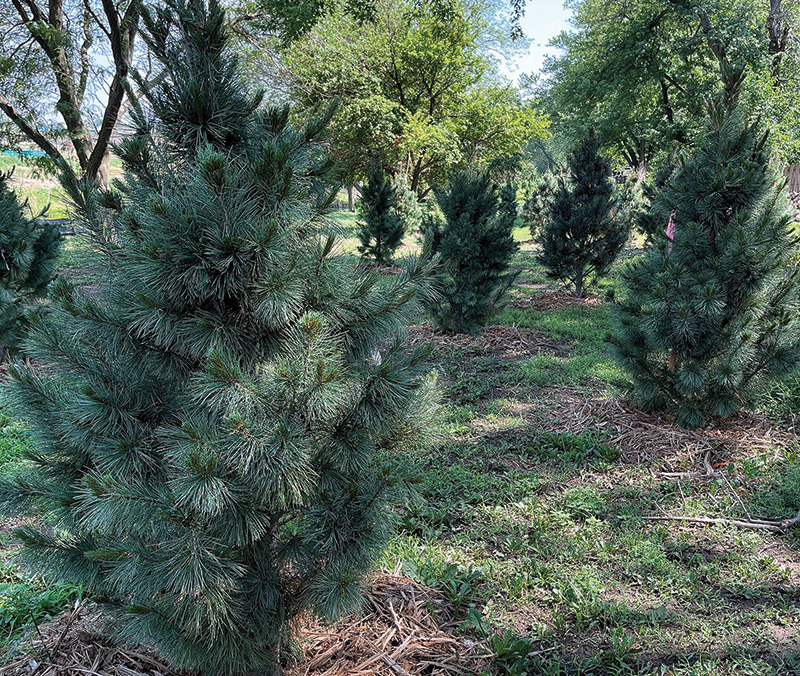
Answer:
[
  {"xmin": 0, "ymin": 407, "xmax": 83, "ymax": 653},
  {"xmin": 1, "ymin": 212, "xmax": 800, "ymax": 673}
]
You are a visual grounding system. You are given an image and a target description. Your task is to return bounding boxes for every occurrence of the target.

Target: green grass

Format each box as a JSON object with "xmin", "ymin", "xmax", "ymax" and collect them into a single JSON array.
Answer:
[
  {"xmin": 495, "ymin": 304, "xmax": 625, "ymax": 390},
  {"xmin": 0, "ymin": 411, "xmax": 28, "ymax": 472}
]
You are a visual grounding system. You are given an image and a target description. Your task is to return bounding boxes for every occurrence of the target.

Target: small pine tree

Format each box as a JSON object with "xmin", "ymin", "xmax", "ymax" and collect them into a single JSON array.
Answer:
[
  {"xmin": 521, "ymin": 170, "xmax": 558, "ymax": 240},
  {"xmin": 612, "ymin": 174, "xmax": 645, "ymax": 236},
  {"xmin": 0, "ymin": 170, "xmax": 60, "ymax": 355},
  {"xmin": 426, "ymin": 170, "xmax": 519, "ymax": 334},
  {"xmin": 609, "ymin": 65, "xmax": 800, "ymax": 429},
  {"xmin": 0, "ymin": 2, "xmax": 439, "ymax": 674},
  {"xmin": 636, "ymin": 160, "xmax": 676, "ymax": 241},
  {"xmin": 538, "ymin": 134, "xmax": 628, "ymax": 298},
  {"xmin": 393, "ymin": 173, "xmax": 423, "ymax": 235},
  {"xmin": 357, "ymin": 162, "xmax": 405, "ymax": 264}
]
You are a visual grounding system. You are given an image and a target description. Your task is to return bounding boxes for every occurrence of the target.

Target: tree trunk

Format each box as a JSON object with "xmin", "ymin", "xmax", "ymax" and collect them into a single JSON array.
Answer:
[
  {"xmin": 347, "ymin": 185, "xmax": 354, "ymax": 211},
  {"xmin": 574, "ymin": 271, "xmax": 584, "ymax": 299}
]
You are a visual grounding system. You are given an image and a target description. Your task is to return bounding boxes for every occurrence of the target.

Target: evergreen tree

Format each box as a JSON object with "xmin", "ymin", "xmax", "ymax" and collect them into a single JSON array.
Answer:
[
  {"xmin": 0, "ymin": 2, "xmax": 439, "ymax": 674},
  {"xmin": 0, "ymin": 170, "xmax": 60, "ymax": 355},
  {"xmin": 521, "ymin": 169, "xmax": 557, "ymax": 240},
  {"xmin": 610, "ymin": 66, "xmax": 800, "ymax": 429},
  {"xmin": 612, "ymin": 173, "xmax": 645, "ymax": 237},
  {"xmin": 392, "ymin": 173, "xmax": 423, "ymax": 236},
  {"xmin": 426, "ymin": 170, "xmax": 519, "ymax": 334},
  {"xmin": 357, "ymin": 162, "xmax": 405, "ymax": 264},
  {"xmin": 636, "ymin": 160, "xmax": 676, "ymax": 241},
  {"xmin": 538, "ymin": 134, "xmax": 628, "ymax": 298}
]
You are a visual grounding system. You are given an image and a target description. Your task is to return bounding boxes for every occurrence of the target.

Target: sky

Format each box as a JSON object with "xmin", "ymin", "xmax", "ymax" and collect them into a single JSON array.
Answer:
[{"xmin": 509, "ymin": 0, "xmax": 574, "ymax": 77}]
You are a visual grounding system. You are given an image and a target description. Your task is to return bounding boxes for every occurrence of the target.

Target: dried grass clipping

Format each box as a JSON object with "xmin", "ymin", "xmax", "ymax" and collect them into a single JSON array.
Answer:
[
  {"xmin": 532, "ymin": 387, "xmax": 795, "ymax": 471},
  {"xmin": 1, "ymin": 572, "xmax": 492, "ymax": 676},
  {"xmin": 407, "ymin": 324, "xmax": 568, "ymax": 359}
]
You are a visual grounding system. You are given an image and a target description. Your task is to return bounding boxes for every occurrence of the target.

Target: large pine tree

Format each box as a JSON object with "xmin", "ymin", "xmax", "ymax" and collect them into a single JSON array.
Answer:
[
  {"xmin": 610, "ymin": 65, "xmax": 800, "ymax": 429},
  {"xmin": 0, "ymin": 170, "xmax": 60, "ymax": 355},
  {"xmin": 426, "ymin": 170, "xmax": 518, "ymax": 334},
  {"xmin": 538, "ymin": 134, "xmax": 628, "ymax": 298},
  {"xmin": 0, "ymin": 2, "xmax": 438, "ymax": 674}
]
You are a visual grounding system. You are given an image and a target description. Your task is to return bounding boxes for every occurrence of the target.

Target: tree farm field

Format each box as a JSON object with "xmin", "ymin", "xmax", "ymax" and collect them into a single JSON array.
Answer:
[{"xmin": 1, "ymin": 222, "xmax": 799, "ymax": 676}]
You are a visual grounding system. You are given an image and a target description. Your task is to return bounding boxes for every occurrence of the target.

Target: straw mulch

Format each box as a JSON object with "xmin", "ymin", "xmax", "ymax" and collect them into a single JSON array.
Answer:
[
  {"xmin": 510, "ymin": 290, "xmax": 604, "ymax": 312},
  {"xmin": 1, "ymin": 572, "xmax": 492, "ymax": 676},
  {"xmin": 531, "ymin": 387, "xmax": 795, "ymax": 472},
  {"xmin": 287, "ymin": 571, "xmax": 490, "ymax": 676},
  {"xmin": 407, "ymin": 324, "xmax": 569, "ymax": 359},
  {"xmin": 0, "ymin": 603, "xmax": 171, "ymax": 676}
]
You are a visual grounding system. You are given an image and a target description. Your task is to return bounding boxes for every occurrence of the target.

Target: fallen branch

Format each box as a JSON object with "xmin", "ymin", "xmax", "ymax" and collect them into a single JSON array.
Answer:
[{"xmin": 643, "ymin": 509, "xmax": 800, "ymax": 533}]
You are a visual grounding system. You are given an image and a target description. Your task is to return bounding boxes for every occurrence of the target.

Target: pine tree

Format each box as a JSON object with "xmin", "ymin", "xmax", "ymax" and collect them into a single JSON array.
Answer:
[
  {"xmin": 538, "ymin": 134, "xmax": 628, "ymax": 298},
  {"xmin": 0, "ymin": 170, "xmax": 60, "ymax": 355},
  {"xmin": 0, "ymin": 2, "xmax": 439, "ymax": 674},
  {"xmin": 609, "ymin": 65, "xmax": 800, "ymax": 429},
  {"xmin": 357, "ymin": 162, "xmax": 405, "ymax": 264},
  {"xmin": 426, "ymin": 170, "xmax": 519, "ymax": 334},
  {"xmin": 636, "ymin": 160, "xmax": 676, "ymax": 241},
  {"xmin": 392, "ymin": 173, "xmax": 422, "ymax": 236},
  {"xmin": 612, "ymin": 173, "xmax": 646, "ymax": 237},
  {"xmin": 521, "ymin": 170, "xmax": 557, "ymax": 240}
]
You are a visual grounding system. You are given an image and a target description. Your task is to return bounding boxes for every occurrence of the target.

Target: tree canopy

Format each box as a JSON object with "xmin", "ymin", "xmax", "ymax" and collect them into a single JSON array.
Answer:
[
  {"xmin": 538, "ymin": 0, "xmax": 800, "ymax": 168},
  {"xmin": 277, "ymin": 0, "xmax": 548, "ymax": 194},
  {"xmin": 0, "ymin": 0, "xmax": 141, "ymax": 184}
]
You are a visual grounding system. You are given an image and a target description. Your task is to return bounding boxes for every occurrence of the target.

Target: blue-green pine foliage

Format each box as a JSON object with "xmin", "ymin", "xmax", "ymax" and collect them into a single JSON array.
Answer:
[
  {"xmin": 0, "ymin": 171, "xmax": 60, "ymax": 354},
  {"xmin": 357, "ymin": 162, "xmax": 405, "ymax": 264},
  {"xmin": 425, "ymin": 171, "xmax": 519, "ymax": 334},
  {"xmin": 0, "ymin": 1, "xmax": 439, "ymax": 674},
  {"xmin": 537, "ymin": 133, "xmax": 628, "ymax": 298},
  {"xmin": 610, "ymin": 65, "xmax": 800, "ymax": 429}
]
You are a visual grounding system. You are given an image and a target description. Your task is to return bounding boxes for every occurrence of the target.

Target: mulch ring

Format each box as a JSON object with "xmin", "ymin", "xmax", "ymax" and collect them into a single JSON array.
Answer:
[
  {"xmin": 407, "ymin": 324, "xmax": 570, "ymax": 359},
  {"xmin": 530, "ymin": 387, "xmax": 796, "ymax": 472},
  {"xmin": 509, "ymin": 289, "xmax": 605, "ymax": 312},
  {"xmin": 287, "ymin": 570, "xmax": 491, "ymax": 675},
  {"xmin": 0, "ymin": 603, "xmax": 171, "ymax": 676},
  {"xmin": 1, "ymin": 572, "xmax": 493, "ymax": 676}
]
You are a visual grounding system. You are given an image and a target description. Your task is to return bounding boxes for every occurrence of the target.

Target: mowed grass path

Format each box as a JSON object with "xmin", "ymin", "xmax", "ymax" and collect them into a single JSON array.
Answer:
[{"xmin": 1, "ymin": 222, "xmax": 800, "ymax": 675}]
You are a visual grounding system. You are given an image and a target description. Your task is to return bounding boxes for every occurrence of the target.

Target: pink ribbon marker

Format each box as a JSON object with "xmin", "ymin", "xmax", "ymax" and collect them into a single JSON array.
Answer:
[{"xmin": 666, "ymin": 211, "xmax": 676, "ymax": 254}]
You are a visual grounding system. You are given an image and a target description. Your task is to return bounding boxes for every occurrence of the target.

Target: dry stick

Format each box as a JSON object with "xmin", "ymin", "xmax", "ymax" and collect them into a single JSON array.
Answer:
[
  {"xmin": 643, "ymin": 509, "xmax": 800, "ymax": 532},
  {"xmin": 49, "ymin": 602, "xmax": 83, "ymax": 660},
  {"xmin": 719, "ymin": 469, "xmax": 753, "ymax": 521},
  {"xmin": 703, "ymin": 450, "xmax": 715, "ymax": 477}
]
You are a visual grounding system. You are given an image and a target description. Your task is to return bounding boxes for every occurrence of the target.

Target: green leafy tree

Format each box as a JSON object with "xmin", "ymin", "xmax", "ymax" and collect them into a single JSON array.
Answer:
[
  {"xmin": 0, "ymin": 0, "xmax": 140, "ymax": 185},
  {"xmin": 538, "ymin": 134, "xmax": 628, "ymax": 298},
  {"xmin": 426, "ymin": 170, "xmax": 518, "ymax": 333},
  {"xmin": 538, "ymin": 0, "xmax": 800, "ymax": 169},
  {"xmin": 357, "ymin": 162, "xmax": 405, "ymax": 264},
  {"xmin": 278, "ymin": 0, "xmax": 548, "ymax": 195},
  {"xmin": 610, "ymin": 66, "xmax": 800, "ymax": 429},
  {"xmin": 0, "ymin": 1, "xmax": 439, "ymax": 674},
  {"xmin": 0, "ymin": 171, "xmax": 60, "ymax": 355}
]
